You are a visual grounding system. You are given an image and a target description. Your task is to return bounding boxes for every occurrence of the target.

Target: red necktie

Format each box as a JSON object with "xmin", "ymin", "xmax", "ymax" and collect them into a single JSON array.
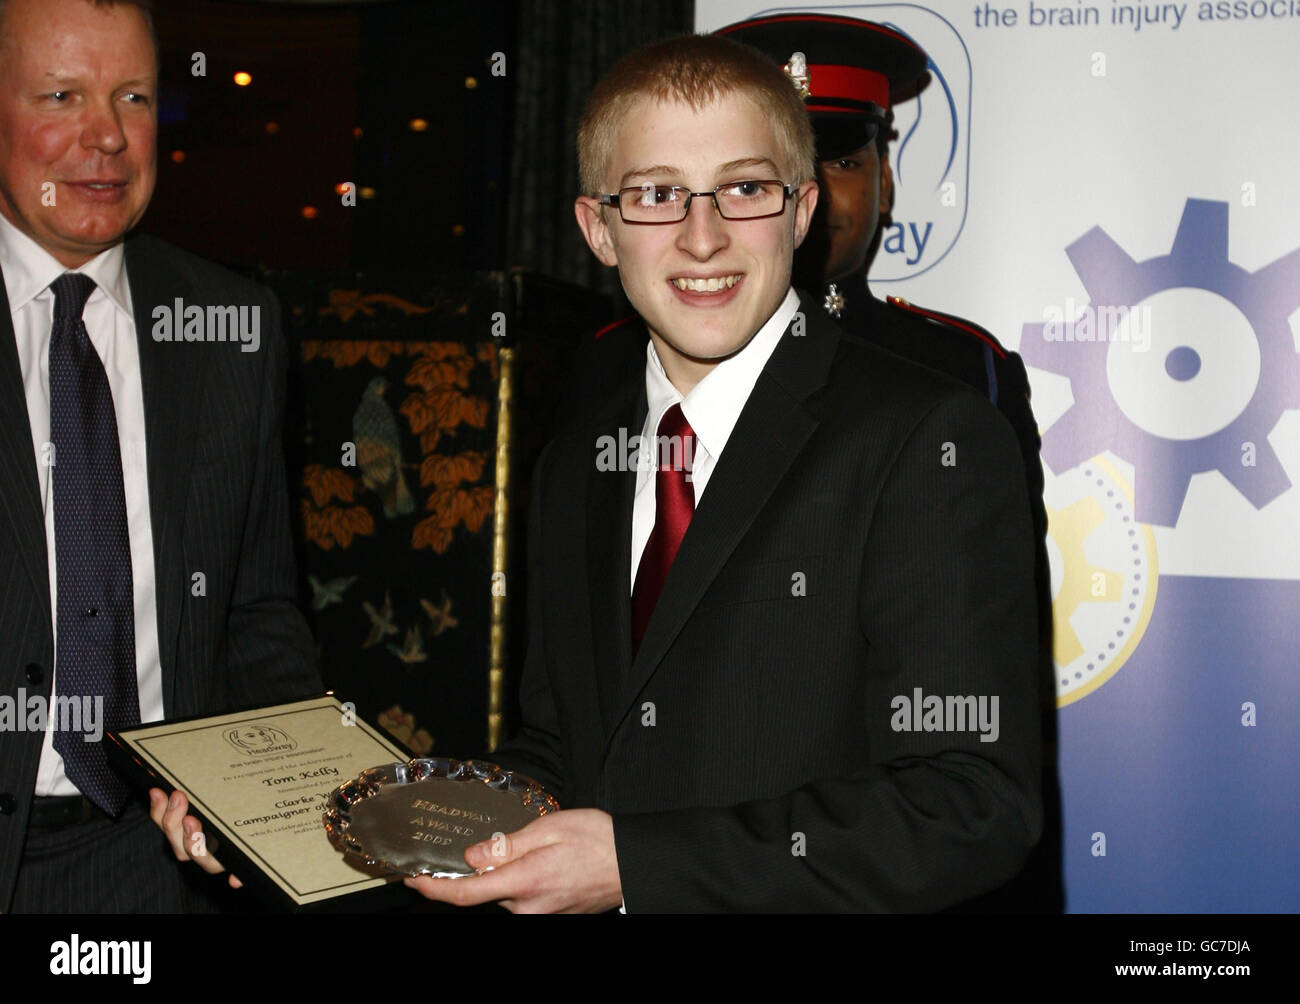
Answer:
[{"xmin": 631, "ymin": 403, "xmax": 696, "ymax": 651}]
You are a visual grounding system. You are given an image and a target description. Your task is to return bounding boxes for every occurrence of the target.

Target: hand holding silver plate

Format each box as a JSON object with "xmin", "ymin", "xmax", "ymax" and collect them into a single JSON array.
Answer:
[{"xmin": 323, "ymin": 757, "xmax": 559, "ymax": 878}]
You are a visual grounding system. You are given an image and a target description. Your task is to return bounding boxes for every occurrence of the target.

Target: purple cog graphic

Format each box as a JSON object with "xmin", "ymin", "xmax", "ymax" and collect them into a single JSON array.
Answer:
[{"xmin": 1021, "ymin": 198, "xmax": 1300, "ymax": 527}]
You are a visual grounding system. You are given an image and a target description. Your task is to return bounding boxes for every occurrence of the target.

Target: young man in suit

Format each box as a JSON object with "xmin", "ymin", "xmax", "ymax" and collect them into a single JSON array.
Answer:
[
  {"xmin": 406, "ymin": 32, "xmax": 1042, "ymax": 913},
  {"xmin": 0, "ymin": 0, "xmax": 319, "ymax": 912}
]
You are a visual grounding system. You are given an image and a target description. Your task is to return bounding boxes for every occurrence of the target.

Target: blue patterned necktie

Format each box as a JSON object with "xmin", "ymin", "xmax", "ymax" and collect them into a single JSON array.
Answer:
[{"xmin": 48, "ymin": 272, "xmax": 139, "ymax": 816}]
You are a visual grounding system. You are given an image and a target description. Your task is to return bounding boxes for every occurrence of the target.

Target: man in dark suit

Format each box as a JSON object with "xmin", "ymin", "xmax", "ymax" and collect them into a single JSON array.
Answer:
[
  {"xmin": 0, "ymin": 0, "xmax": 319, "ymax": 912},
  {"xmin": 407, "ymin": 33, "xmax": 1042, "ymax": 913}
]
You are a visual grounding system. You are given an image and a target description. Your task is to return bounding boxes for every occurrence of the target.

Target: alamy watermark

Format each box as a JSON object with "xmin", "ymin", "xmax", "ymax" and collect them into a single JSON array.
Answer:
[
  {"xmin": 595, "ymin": 427, "xmax": 696, "ymax": 478},
  {"xmin": 0, "ymin": 689, "xmax": 104, "ymax": 742},
  {"xmin": 1041, "ymin": 297, "xmax": 1151, "ymax": 352},
  {"xmin": 151, "ymin": 299, "xmax": 261, "ymax": 353},
  {"xmin": 50, "ymin": 935, "xmax": 150, "ymax": 983},
  {"xmin": 891, "ymin": 688, "xmax": 1000, "ymax": 743}
]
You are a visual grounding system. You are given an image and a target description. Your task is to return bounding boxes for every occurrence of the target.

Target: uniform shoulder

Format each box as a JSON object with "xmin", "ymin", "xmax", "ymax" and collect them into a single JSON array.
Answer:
[
  {"xmin": 832, "ymin": 315, "xmax": 989, "ymax": 411},
  {"xmin": 881, "ymin": 295, "xmax": 1010, "ymax": 359},
  {"xmin": 829, "ymin": 328, "xmax": 1022, "ymax": 472},
  {"xmin": 592, "ymin": 313, "xmax": 643, "ymax": 342}
]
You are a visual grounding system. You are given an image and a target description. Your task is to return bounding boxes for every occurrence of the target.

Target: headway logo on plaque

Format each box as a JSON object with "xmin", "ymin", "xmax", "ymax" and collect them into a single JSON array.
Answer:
[
  {"xmin": 226, "ymin": 723, "xmax": 298, "ymax": 756},
  {"xmin": 847, "ymin": 3, "xmax": 972, "ymax": 281}
]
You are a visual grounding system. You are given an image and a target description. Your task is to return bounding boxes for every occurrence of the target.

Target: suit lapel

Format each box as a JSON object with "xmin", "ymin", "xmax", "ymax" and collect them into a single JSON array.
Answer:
[
  {"xmin": 603, "ymin": 299, "xmax": 842, "ymax": 749},
  {"xmin": 126, "ymin": 236, "xmax": 207, "ymax": 711},
  {"xmin": 0, "ymin": 272, "xmax": 51, "ymax": 632},
  {"xmin": 586, "ymin": 377, "xmax": 644, "ymax": 738}
]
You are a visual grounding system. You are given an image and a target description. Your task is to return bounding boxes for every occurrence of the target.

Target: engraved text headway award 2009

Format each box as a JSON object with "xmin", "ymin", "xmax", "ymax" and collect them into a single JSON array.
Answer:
[
  {"xmin": 322, "ymin": 757, "xmax": 560, "ymax": 878},
  {"xmin": 107, "ymin": 695, "xmax": 414, "ymax": 911}
]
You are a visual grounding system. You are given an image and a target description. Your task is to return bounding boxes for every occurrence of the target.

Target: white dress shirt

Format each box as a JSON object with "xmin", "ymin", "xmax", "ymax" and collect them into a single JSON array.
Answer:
[
  {"xmin": 630, "ymin": 287, "xmax": 800, "ymax": 588},
  {"xmin": 0, "ymin": 214, "xmax": 164, "ymax": 797}
]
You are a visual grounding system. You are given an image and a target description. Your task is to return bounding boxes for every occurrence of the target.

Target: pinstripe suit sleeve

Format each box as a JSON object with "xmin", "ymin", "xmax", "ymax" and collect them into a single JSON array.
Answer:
[
  {"xmin": 611, "ymin": 391, "xmax": 1043, "ymax": 912},
  {"xmin": 222, "ymin": 288, "xmax": 321, "ymax": 707}
]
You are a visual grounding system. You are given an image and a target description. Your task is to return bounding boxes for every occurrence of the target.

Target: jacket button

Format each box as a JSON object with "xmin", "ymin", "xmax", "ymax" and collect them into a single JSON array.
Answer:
[
  {"xmin": 0, "ymin": 794, "xmax": 16, "ymax": 815},
  {"xmin": 25, "ymin": 663, "xmax": 44, "ymax": 685}
]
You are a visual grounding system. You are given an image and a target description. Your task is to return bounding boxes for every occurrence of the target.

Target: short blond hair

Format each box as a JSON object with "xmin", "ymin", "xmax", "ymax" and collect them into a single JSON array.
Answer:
[{"xmin": 577, "ymin": 33, "xmax": 815, "ymax": 195}]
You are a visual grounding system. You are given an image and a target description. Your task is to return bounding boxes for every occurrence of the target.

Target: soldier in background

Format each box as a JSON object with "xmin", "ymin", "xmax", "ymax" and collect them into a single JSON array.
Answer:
[{"xmin": 717, "ymin": 12, "xmax": 1059, "ymax": 914}]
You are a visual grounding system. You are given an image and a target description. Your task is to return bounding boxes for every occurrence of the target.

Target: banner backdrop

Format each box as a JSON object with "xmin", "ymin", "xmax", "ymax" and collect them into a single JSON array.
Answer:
[{"xmin": 697, "ymin": 0, "xmax": 1300, "ymax": 912}]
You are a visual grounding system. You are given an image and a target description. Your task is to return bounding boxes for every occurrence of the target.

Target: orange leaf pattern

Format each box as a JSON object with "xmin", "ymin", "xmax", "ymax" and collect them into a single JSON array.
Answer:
[
  {"xmin": 302, "ymin": 464, "xmax": 358, "ymax": 506},
  {"xmin": 323, "ymin": 290, "xmax": 434, "ymax": 324},
  {"xmin": 301, "ymin": 499, "xmax": 376, "ymax": 550},
  {"xmin": 303, "ymin": 340, "xmax": 407, "ymax": 369},
  {"xmin": 407, "ymin": 353, "xmax": 474, "ymax": 391},
  {"xmin": 409, "ymin": 342, "xmax": 469, "ymax": 361},
  {"xmin": 411, "ymin": 519, "xmax": 454, "ymax": 554},
  {"xmin": 420, "ymin": 451, "xmax": 487, "ymax": 489},
  {"xmin": 413, "ymin": 485, "xmax": 493, "ymax": 553}
]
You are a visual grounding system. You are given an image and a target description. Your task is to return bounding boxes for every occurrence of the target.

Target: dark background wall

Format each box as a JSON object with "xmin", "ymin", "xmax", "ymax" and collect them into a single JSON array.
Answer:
[
  {"xmin": 146, "ymin": 0, "xmax": 519, "ymax": 272},
  {"xmin": 145, "ymin": 0, "xmax": 692, "ymax": 280}
]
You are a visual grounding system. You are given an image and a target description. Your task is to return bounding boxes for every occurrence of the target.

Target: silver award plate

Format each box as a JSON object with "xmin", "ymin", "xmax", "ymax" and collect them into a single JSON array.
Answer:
[{"xmin": 322, "ymin": 757, "xmax": 560, "ymax": 878}]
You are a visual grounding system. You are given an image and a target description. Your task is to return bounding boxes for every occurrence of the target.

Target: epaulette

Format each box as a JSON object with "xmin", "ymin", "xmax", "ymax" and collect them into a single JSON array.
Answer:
[
  {"xmin": 593, "ymin": 314, "xmax": 639, "ymax": 341},
  {"xmin": 885, "ymin": 295, "xmax": 1008, "ymax": 360}
]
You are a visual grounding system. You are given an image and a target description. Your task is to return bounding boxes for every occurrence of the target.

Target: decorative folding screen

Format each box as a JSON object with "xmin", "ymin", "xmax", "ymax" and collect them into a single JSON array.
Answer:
[{"xmin": 264, "ymin": 268, "xmax": 614, "ymax": 760}]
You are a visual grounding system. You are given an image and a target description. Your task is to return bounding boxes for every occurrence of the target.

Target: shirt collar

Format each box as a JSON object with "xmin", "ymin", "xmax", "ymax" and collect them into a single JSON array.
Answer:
[
  {"xmin": 0, "ymin": 212, "xmax": 133, "ymax": 318},
  {"xmin": 644, "ymin": 286, "xmax": 800, "ymax": 461}
]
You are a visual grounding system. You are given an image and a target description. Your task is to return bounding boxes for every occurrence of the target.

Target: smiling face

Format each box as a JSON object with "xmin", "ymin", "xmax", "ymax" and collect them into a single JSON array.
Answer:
[
  {"xmin": 0, "ymin": 0, "xmax": 157, "ymax": 267},
  {"xmin": 575, "ymin": 91, "xmax": 817, "ymax": 393}
]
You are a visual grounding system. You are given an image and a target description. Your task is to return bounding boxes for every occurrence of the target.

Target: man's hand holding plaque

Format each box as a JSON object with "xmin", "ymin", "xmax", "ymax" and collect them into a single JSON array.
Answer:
[
  {"xmin": 148, "ymin": 788, "xmax": 243, "ymax": 889},
  {"xmin": 109, "ymin": 695, "xmax": 413, "ymax": 910}
]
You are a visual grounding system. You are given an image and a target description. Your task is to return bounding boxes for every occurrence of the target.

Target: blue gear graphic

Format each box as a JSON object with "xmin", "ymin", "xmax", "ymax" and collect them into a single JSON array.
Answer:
[{"xmin": 1020, "ymin": 198, "xmax": 1300, "ymax": 527}]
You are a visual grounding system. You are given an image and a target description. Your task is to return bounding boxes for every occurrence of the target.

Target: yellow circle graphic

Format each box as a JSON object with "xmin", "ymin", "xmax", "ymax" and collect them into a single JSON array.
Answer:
[{"xmin": 1046, "ymin": 455, "xmax": 1159, "ymax": 707}]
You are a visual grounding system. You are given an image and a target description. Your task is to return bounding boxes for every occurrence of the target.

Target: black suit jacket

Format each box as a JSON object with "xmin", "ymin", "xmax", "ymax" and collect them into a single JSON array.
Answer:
[
  {"xmin": 0, "ymin": 233, "xmax": 321, "ymax": 911},
  {"xmin": 491, "ymin": 295, "xmax": 1043, "ymax": 912}
]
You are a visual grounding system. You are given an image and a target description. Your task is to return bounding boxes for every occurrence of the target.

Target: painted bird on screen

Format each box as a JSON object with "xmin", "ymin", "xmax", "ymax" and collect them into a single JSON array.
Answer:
[{"xmin": 353, "ymin": 376, "xmax": 415, "ymax": 518}]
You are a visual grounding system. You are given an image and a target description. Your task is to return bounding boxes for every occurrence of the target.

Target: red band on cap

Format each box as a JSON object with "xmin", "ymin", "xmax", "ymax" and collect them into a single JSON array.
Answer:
[{"xmin": 808, "ymin": 64, "xmax": 890, "ymax": 109}]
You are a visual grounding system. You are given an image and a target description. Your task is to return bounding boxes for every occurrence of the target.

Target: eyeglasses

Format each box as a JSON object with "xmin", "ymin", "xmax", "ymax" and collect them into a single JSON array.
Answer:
[{"xmin": 596, "ymin": 179, "xmax": 795, "ymax": 224}]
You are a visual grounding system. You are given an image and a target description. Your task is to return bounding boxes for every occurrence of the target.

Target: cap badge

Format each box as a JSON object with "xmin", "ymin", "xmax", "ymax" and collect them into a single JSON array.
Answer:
[{"xmin": 783, "ymin": 51, "xmax": 810, "ymax": 99}]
